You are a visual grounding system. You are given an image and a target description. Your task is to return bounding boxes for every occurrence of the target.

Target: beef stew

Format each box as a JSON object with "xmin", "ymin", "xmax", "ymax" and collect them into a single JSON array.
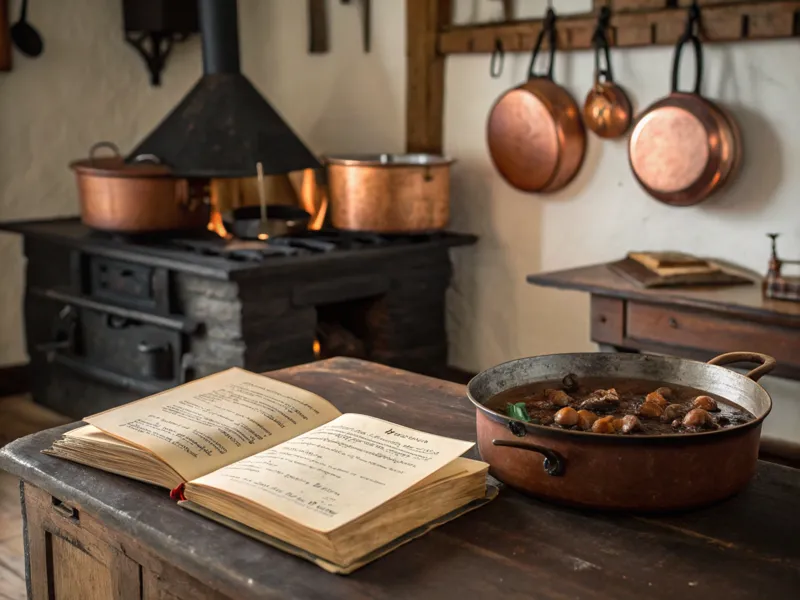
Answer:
[{"xmin": 486, "ymin": 376, "xmax": 754, "ymax": 435}]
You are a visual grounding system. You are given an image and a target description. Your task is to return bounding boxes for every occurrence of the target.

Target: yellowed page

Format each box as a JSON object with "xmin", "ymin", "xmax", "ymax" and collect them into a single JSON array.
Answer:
[
  {"xmin": 189, "ymin": 413, "xmax": 474, "ymax": 533},
  {"xmin": 85, "ymin": 368, "xmax": 341, "ymax": 482}
]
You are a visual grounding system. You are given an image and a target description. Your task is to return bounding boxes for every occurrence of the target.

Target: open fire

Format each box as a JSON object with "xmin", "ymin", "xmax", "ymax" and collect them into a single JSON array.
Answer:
[{"xmin": 207, "ymin": 169, "xmax": 327, "ymax": 238}]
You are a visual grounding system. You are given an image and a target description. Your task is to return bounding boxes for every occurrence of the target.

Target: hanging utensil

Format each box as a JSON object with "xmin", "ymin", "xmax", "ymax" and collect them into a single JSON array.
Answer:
[
  {"xmin": 308, "ymin": 0, "xmax": 329, "ymax": 54},
  {"xmin": 628, "ymin": 2, "xmax": 741, "ymax": 206},
  {"xmin": 256, "ymin": 162, "xmax": 270, "ymax": 239},
  {"xmin": 10, "ymin": 0, "xmax": 43, "ymax": 58},
  {"xmin": 341, "ymin": 0, "xmax": 370, "ymax": 52},
  {"xmin": 486, "ymin": 7, "xmax": 586, "ymax": 193},
  {"xmin": 583, "ymin": 7, "xmax": 631, "ymax": 139}
]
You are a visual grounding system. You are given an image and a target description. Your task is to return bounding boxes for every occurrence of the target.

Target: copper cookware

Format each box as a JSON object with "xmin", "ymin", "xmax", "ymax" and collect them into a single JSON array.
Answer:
[
  {"xmin": 487, "ymin": 8, "xmax": 586, "ymax": 193},
  {"xmin": 70, "ymin": 142, "xmax": 208, "ymax": 233},
  {"xmin": 629, "ymin": 5, "xmax": 741, "ymax": 206},
  {"xmin": 467, "ymin": 351, "xmax": 775, "ymax": 512},
  {"xmin": 583, "ymin": 7, "xmax": 631, "ymax": 139},
  {"xmin": 326, "ymin": 154, "xmax": 453, "ymax": 233}
]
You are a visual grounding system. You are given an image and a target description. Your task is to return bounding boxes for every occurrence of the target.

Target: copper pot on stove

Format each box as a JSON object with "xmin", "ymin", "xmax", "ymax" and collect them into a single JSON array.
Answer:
[
  {"xmin": 325, "ymin": 154, "xmax": 453, "ymax": 233},
  {"xmin": 70, "ymin": 142, "xmax": 209, "ymax": 233}
]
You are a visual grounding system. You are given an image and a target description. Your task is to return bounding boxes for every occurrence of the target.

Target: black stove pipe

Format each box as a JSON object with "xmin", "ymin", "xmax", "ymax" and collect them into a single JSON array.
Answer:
[{"xmin": 199, "ymin": 0, "xmax": 241, "ymax": 74}]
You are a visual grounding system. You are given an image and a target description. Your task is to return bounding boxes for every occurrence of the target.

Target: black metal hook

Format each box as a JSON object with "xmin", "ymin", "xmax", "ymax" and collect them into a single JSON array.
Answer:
[
  {"xmin": 592, "ymin": 6, "xmax": 614, "ymax": 83},
  {"xmin": 671, "ymin": 1, "xmax": 703, "ymax": 94},
  {"xmin": 527, "ymin": 7, "xmax": 557, "ymax": 80},
  {"xmin": 490, "ymin": 38, "xmax": 505, "ymax": 78}
]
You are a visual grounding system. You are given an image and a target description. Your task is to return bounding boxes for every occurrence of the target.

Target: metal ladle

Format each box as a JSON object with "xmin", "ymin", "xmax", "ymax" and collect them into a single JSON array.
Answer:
[
  {"xmin": 256, "ymin": 162, "xmax": 269, "ymax": 239},
  {"xmin": 11, "ymin": 0, "xmax": 44, "ymax": 58}
]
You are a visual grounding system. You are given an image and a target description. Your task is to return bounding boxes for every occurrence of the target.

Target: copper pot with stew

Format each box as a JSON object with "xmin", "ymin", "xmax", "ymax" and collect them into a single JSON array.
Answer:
[{"xmin": 467, "ymin": 352, "xmax": 775, "ymax": 511}]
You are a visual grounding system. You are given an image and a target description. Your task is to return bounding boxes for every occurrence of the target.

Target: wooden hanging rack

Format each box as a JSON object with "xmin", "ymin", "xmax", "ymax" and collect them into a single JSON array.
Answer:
[{"xmin": 406, "ymin": 0, "xmax": 800, "ymax": 153}]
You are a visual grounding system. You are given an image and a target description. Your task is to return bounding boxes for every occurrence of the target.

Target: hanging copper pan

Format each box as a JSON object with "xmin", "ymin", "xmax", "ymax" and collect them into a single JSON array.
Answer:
[
  {"xmin": 583, "ymin": 7, "xmax": 632, "ymax": 139},
  {"xmin": 628, "ymin": 5, "xmax": 741, "ymax": 206},
  {"xmin": 487, "ymin": 8, "xmax": 586, "ymax": 193}
]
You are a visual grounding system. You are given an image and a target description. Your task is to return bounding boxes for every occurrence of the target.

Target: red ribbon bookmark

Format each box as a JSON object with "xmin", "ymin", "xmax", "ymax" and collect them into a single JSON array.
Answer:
[{"xmin": 170, "ymin": 483, "xmax": 186, "ymax": 501}]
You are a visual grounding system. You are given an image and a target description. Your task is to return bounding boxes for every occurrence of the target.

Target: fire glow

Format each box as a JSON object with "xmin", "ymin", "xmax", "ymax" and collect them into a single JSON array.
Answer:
[{"xmin": 207, "ymin": 169, "xmax": 327, "ymax": 238}]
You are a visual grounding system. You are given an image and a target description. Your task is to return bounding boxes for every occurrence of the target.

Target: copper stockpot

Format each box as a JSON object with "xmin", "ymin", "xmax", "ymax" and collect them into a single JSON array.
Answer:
[
  {"xmin": 70, "ymin": 142, "xmax": 208, "ymax": 233},
  {"xmin": 467, "ymin": 352, "xmax": 775, "ymax": 512},
  {"xmin": 629, "ymin": 5, "xmax": 741, "ymax": 206},
  {"xmin": 325, "ymin": 154, "xmax": 453, "ymax": 233},
  {"xmin": 487, "ymin": 8, "xmax": 586, "ymax": 193}
]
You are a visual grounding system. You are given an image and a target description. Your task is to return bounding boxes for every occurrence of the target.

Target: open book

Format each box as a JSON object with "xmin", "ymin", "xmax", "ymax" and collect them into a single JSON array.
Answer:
[{"xmin": 45, "ymin": 368, "xmax": 494, "ymax": 573}]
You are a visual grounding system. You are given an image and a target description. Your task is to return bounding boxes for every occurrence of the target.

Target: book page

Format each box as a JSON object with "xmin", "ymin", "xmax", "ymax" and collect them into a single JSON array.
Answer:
[
  {"xmin": 189, "ymin": 413, "xmax": 474, "ymax": 533},
  {"xmin": 85, "ymin": 368, "xmax": 341, "ymax": 482}
]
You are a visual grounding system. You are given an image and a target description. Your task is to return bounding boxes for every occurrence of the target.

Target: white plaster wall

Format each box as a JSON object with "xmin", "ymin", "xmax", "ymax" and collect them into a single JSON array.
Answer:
[{"xmin": 1, "ymin": 0, "xmax": 798, "ymax": 442}]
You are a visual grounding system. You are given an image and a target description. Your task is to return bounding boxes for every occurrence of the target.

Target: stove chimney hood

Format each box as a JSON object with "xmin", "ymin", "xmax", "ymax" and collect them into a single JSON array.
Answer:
[{"xmin": 127, "ymin": 0, "xmax": 320, "ymax": 178}]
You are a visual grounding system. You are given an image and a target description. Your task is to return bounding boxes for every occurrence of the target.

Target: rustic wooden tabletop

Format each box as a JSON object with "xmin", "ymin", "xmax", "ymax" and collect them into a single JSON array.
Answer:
[{"xmin": 2, "ymin": 358, "xmax": 799, "ymax": 599}]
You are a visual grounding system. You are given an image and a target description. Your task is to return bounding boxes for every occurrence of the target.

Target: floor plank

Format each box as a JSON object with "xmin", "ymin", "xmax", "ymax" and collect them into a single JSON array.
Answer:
[{"xmin": 0, "ymin": 394, "xmax": 69, "ymax": 600}]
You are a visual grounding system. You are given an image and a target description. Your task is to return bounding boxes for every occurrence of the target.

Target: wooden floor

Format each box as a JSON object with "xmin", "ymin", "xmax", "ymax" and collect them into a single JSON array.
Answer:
[{"xmin": 0, "ymin": 395, "xmax": 69, "ymax": 600}]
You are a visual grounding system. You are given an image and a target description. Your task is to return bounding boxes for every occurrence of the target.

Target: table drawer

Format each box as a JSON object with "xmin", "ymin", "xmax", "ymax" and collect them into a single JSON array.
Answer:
[{"xmin": 626, "ymin": 302, "xmax": 800, "ymax": 366}]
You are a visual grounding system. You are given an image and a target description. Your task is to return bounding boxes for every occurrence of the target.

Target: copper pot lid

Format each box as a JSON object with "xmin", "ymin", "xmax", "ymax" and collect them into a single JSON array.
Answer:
[
  {"xmin": 487, "ymin": 88, "xmax": 560, "ymax": 191},
  {"xmin": 70, "ymin": 142, "xmax": 173, "ymax": 178},
  {"xmin": 629, "ymin": 104, "xmax": 711, "ymax": 193}
]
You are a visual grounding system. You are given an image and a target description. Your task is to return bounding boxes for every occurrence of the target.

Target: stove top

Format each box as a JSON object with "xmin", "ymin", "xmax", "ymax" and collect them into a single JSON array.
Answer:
[
  {"xmin": 0, "ymin": 217, "xmax": 476, "ymax": 279},
  {"xmin": 128, "ymin": 228, "xmax": 448, "ymax": 262}
]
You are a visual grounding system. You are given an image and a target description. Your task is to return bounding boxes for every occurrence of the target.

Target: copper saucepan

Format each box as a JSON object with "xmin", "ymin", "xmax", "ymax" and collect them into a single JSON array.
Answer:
[
  {"xmin": 583, "ymin": 7, "xmax": 632, "ymax": 139},
  {"xmin": 467, "ymin": 351, "xmax": 775, "ymax": 512},
  {"xmin": 487, "ymin": 8, "xmax": 586, "ymax": 193},
  {"xmin": 628, "ymin": 4, "xmax": 741, "ymax": 206}
]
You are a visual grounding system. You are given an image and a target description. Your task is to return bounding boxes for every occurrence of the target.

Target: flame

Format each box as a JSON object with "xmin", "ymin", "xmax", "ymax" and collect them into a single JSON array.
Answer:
[
  {"xmin": 257, "ymin": 233, "xmax": 268, "ymax": 240},
  {"xmin": 207, "ymin": 181, "xmax": 230, "ymax": 238},
  {"xmin": 313, "ymin": 338, "xmax": 321, "ymax": 359},
  {"xmin": 301, "ymin": 169, "xmax": 328, "ymax": 231},
  {"xmin": 207, "ymin": 209, "xmax": 229, "ymax": 238}
]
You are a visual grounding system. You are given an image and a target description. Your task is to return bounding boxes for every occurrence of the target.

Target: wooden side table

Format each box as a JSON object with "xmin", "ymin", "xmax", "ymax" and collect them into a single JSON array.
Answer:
[{"xmin": 529, "ymin": 263, "xmax": 800, "ymax": 381}]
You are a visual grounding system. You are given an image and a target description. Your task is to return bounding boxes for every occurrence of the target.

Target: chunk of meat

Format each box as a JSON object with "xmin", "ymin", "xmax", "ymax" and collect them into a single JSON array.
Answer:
[
  {"xmin": 645, "ymin": 391, "xmax": 670, "ymax": 408},
  {"xmin": 544, "ymin": 389, "xmax": 573, "ymax": 407},
  {"xmin": 683, "ymin": 408, "xmax": 715, "ymax": 429},
  {"xmin": 579, "ymin": 388, "xmax": 620, "ymax": 412},
  {"xmin": 661, "ymin": 403, "xmax": 686, "ymax": 422},
  {"xmin": 619, "ymin": 415, "xmax": 642, "ymax": 434},
  {"xmin": 655, "ymin": 386, "xmax": 673, "ymax": 400},
  {"xmin": 554, "ymin": 407, "xmax": 579, "ymax": 427},
  {"xmin": 638, "ymin": 401, "xmax": 664, "ymax": 418},
  {"xmin": 576, "ymin": 410, "xmax": 598, "ymax": 431},
  {"xmin": 692, "ymin": 395, "xmax": 719, "ymax": 412},
  {"xmin": 591, "ymin": 415, "xmax": 616, "ymax": 434}
]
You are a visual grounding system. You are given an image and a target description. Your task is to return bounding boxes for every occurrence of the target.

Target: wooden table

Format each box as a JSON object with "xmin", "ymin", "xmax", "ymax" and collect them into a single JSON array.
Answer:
[
  {"xmin": 528, "ymin": 263, "xmax": 800, "ymax": 381},
  {"xmin": 2, "ymin": 358, "xmax": 800, "ymax": 599}
]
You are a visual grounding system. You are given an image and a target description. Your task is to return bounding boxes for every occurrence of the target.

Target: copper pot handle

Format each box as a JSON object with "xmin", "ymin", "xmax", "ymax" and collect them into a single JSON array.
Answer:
[
  {"xmin": 89, "ymin": 141, "xmax": 121, "ymax": 165},
  {"xmin": 707, "ymin": 352, "xmax": 777, "ymax": 382},
  {"xmin": 492, "ymin": 438, "xmax": 565, "ymax": 477}
]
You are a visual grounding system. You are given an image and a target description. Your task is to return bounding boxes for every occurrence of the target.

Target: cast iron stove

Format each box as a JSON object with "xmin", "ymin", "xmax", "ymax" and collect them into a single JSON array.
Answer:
[{"xmin": 0, "ymin": 218, "xmax": 475, "ymax": 418}]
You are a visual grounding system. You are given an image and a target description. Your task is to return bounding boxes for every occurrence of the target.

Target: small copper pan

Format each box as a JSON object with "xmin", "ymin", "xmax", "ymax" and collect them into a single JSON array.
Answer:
[
  {"xmin": 583, "ymin": 7, "xmax": 632, "ymax": 139},
  {"xmin": 629, "ymin": 5, "xmax": 741, "ymax": 206},
  {"xmin": 487, "ymin": 8, "xmax": 586, "ymax": 193}
]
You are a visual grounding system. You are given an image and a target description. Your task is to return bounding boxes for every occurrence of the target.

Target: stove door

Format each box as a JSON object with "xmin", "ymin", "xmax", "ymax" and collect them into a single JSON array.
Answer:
[{"xmin": 29, "ymin": 291, "xmax": 193, "ymax": 397}]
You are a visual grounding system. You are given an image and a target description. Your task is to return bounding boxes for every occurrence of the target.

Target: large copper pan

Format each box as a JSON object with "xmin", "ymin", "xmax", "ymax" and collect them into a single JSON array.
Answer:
[
  {"xmin": 629, "ymin": 5, "xmax": 741, "ymax": 206},
  {"xmin": 487, "ymin": 8, "xmax": 586, "ymax": 193},
  {"xmin": 468, "ymin": 352, "xmax": 775, "ymax": 512}
]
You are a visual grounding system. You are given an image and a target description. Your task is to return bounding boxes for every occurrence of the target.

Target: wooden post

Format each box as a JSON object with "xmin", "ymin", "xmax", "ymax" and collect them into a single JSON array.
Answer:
[{"xmin": 406, "ymin": 0, "xmax": 451, "ymax": 154}]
